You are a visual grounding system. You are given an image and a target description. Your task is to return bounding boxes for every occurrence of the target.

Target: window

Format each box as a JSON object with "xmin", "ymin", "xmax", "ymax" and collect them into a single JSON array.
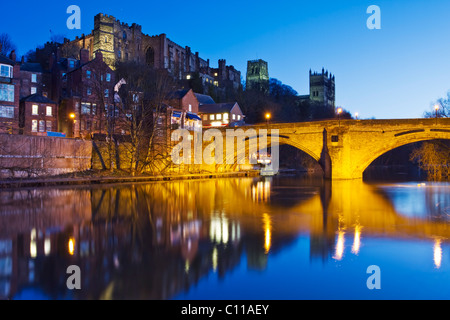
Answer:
[
  {"xmin": 0, "ymin": 84, "xmax": 14, "ymax": 102},
  {"xmin": 92, "ymin": 104, "xmax": 96, "ymax": 115},
  {"xmin": 203, "ymin": 114, "xmax": 207, "ymax": 121},
  {"xmin": 86, "ymin": 70, "xmax": 91, "ymax": 79},
  {"xmin": 32, "ymin": 104, "xmax": 38, "ymax": 115},
  {"xmin": 188, "ymin": 104, "xmax": 192, "ymax": 112},
  {"xmin": 209, "ymin": 114, "xmax": 215, "ymax": 120},
  {"xmin": 223, "ymin": 113, "xmax": 229, "ymax": 120},
  {"xmin": 46, "ymin": 121, "xmax": 52, "ymax": 132},
  {"xmin": 122, "ymin": 31, "xmax": 127, "ymax": 41},
  {"xmin": 69, "ymin": 60, "xmax": 75, "ymax": 68},
  {"xmin": 186, "ymin": 74, "xmax": 191, "ymax": 80},
  {"xmin": 39, "ymin": 120, "xmax": 45, "ymax": 132},
  {"xmin": 0, "ymin": 64, "xmax": 13, "ymax": 78},
  {"xmin": 0, "ymin": 106, "xmax": 14, "ymax": 118},
  {"xmin": 81, "ymin": 102, "xmax": 91, "ymax": 115},
  {"xmin": 31, "ymin": 87, "xmax": 37, "ymax": 94},
  {"xmin": 104, "ymin": 89, "xmax": 109, "ymax": 97},
  {"xmin": 87, "ymin": 87, "xmax": 92, "ymax": 96},
  {"xmin": 106, "ymin": 73, "xmax": 111, "ymax": 82},
  {"xmin": 118, "ymin": 51, "xmax": 121, "ymax": 59},
  {"xmin": 237, "ymin": 115, "xmax": 241, "ymax": 121},
  {"xmin": 46, "ymin": 106, "xmax": 52, "ymax": 116},
  {"xmin": 31, "ymin": 74, "xmax": 37, "ymax": 83},
  {"xmin": 31, "ymin": 120, "xmax": 37, "ymax": 132},
  {"xmin": 232, "ymin": 114, "xmax": 236, "ymax": 120},
  {"xmin": 216, "ymin": 114, "xmax": 222, "ymax": 120}
]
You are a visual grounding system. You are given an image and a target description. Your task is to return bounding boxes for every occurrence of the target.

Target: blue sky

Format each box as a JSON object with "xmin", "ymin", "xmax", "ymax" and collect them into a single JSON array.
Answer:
[{"xmin": 1, "ymin": 0, "xmax": 449, "ymax": 119}]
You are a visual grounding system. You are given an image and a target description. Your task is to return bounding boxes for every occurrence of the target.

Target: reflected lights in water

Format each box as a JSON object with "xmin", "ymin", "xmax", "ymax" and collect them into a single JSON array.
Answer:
[
  {"xmin": 434, "ymin": 239, "xmax": 442, "ymax": 269},
  {"xmin": 262, "ymin": 213, "xmax": 272, "ymax": 254},
  {"xmin": 333, "ymin": 230, "xmax": 345, "ymax": 261},
  {"xmin": 68, "ymin": 237, "xmax": 75, "ymax": 256},
  {"xmin": 30, "ymin": 228, "xmax": 37, "ymax": 259},
  {"xmin": 252, "ymin": 180, "xmax": 271, "ymax": 203},
  {"xmin": 351, "ymin": 225, "xmax": 362, "ymax": 255}
]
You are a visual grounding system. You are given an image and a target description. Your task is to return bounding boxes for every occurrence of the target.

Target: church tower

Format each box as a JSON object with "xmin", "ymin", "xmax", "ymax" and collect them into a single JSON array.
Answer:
[
  {"xmin": 246, "ymin": 59, "xmax": 269, "ymax": 92},
  {"xmin": 309, "ymin": 68, "xmax": 335, "ymax": 111}
]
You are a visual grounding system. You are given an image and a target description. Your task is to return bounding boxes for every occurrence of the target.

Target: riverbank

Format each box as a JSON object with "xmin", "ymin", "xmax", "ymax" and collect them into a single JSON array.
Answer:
[{"xmin": 0, "ymin": 170, "xmax": 261, "ymax": 189}]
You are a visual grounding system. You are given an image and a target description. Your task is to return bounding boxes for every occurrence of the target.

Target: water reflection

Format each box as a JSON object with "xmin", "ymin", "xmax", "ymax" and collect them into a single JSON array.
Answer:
[{"xmin": 0, "ymin": 177, "xmax": 449, "ymax": 299}]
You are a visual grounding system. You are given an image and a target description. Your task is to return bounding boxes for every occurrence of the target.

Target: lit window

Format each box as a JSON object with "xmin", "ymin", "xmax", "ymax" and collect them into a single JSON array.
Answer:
[
  {"xmin": 32, "ymin": 104, "xmax": 38, "ymax": 115},
  {"xmin": 31, "ymin": 87, "xmax": 37, "ymax": 94},
  {"xmin": 223, "ymin": 113, "xmax": 228, "ymax": 120},
  {"xmin": 186, "ymin": 74, "xmax": 191, "ymax": 80},
  {"xmin": 39, "ymin": 120, "xmax": 45, "ymax": 132},
  {"xmin": 214, "ymin": 81, "xmax": 218, "ymax": 87},
  {"xmin": 104, "ymin": 89, "xmax": 109, "ymax": 97},
  {"xmin": 209, "ymin": 114, "xmax": 214, "ymax": 120},
  {"xmin": 86, "ymin": 70, "xmax": 91, "ymax": 79},
  {"xmin": 214, "ymin": 72, "xmax": 218, "ymax": 77},
  {"xmin": 87, "ymin": 87, "xmax": 91, "ymax": 95},
  {"xmin": 188, "ymin": 104, "xmax": 192, "ymax": 112},
  {"xmin": 46, "ymin": 121, "xmax": 52, "ymax": 132},
  {"xmin": 31, "ymin": 120, "xmax": 37, "ymax": 132},
  {"xmin": 216, "ymin": 113, "xmax": 222, "ymax": 120},
  {"xmin": 31, "ymin": 74, "xmax": 37, "ymax": 83},
  {"xmin": 106, "ymin": 73, "xmax": 111, "ymax": 82},
  {"xmin": 203, "ymin": 114, "xmax": 207, "ymax": 121},
  {"xmin": 237, "ymin": 115, "xmax": 241, "ymax": 120},
  {"xmin": 232, "ymin": 114, "xmax": 236, "ymax": 120},
  {"xmin": 46, "ymin": 106, "xmax": 52, "ymax": 116},
  {"xmin": 0, "ymin": 64, "xmax": 13, "ymax": 78},
  {"xmin": 69, "ymin": 60, "xmax": 75, "ymax": 68}
]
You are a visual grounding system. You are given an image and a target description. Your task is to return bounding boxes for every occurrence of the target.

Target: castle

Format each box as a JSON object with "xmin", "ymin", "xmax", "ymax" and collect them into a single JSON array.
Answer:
[
  {"xmin": 246, "ymin": 59, "xmax": 269, "ymax": 92},
  {"xmin": 62, "ymin": 13, "xmax": 241, "ymax": 91}
]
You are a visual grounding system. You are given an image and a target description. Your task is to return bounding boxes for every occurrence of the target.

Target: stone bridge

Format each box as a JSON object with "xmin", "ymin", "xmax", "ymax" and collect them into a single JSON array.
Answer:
[{"xmin": 215, "ymin": 118, "xmax": 450, "ymax": 180}]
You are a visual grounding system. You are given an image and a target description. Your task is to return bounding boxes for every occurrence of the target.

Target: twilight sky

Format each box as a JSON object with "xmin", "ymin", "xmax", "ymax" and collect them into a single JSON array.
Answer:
[{"xmin": 1, "ymin": 0, "xmax": 449, "ymax": 119}]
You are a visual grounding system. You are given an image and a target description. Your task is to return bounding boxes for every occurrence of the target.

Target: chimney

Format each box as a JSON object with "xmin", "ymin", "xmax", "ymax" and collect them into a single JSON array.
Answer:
[
  {"xmin": 9, "ymin": 50, "xmax": 16, "ymax": 61},
  {"xmin": 80, "ymin": 48, "xmax": 89, "ymax": 64}
]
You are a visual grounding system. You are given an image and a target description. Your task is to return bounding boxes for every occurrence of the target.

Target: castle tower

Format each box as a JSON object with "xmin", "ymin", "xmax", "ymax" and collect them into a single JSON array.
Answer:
[
  {"xmin": 246, "ymin": 59, "xmax": 269, "ymax": 92},
  {"xmin": 93, "ymin": 13, "xmax": 116, "ymax": 67},
  {"xmin": 309, "ymin": 68, "xmax": 335, "ymax": 111}
]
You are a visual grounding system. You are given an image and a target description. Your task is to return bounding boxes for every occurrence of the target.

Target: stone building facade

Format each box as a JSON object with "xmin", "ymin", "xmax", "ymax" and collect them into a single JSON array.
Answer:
[
  {"xmin": 309, "ymin": 68, "xmax": 335, "ymax": 111},
  {"xmin": 62, "ymin": 13, "xmax": 241, "ymax": 92}
]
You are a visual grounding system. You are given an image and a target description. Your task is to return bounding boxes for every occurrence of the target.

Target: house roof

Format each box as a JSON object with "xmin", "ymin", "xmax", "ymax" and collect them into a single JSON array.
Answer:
[
  {"xmin": 167, "ymin": 89, "xmax": 190, "ymax": 100},
  {"xmin": 198, "ymin": 102, "xmax": 239, "ymax": 114},
  {"xmin": 0, "ymin": 54, "xmax": 15, "ymax": 66},
  {"xmin": 194, "ymin": 93, "xmax": 215, "ymax": 105},
  {"xmin": 20, "ymin": 62, "xmax": 44, "ymax": 73},
  {"xmin": 20, "ymin": 94, "xmax": 57, "ymax": 104}
]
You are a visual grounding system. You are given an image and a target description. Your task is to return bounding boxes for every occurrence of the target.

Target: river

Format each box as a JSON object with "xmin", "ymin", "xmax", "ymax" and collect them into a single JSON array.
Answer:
[{"xmin": 0, "ymin": 174, "xmax": 449, "ymax": 299}]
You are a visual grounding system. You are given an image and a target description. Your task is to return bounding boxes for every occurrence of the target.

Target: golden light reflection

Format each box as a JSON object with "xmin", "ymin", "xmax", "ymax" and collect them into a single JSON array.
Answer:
[
  {"xmin": 351, "ymin": 225, "xmax": 362, "ymax": 255},
  {"xmin": 262, "ymin": 213, "xmax": 272, "ymax": 254},
  {"xmin": 434, "ymin": 239, "xmax": 442, "ymax": 269},
  {"xmin": 333, "ymin": 230, "xmax": 345, "ymax": 260},
  {"xmin": 252, "ymin": 180, "xmax": 271, "ymax": 203},
  {"xmin": 68, "ymin": 237, "xmax": 75, "ymax": 256}
]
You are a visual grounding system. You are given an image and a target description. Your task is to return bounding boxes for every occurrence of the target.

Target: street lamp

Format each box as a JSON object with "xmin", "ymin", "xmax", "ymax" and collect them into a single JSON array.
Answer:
[
  {"xmin": 434, "ymin": 104, "xmax": 440, "ymax": 125},
  {"xmin": 337, "ymin": 107, "xmax": 343, "ymax": 128},
  {"xmin": 265, "ymin": 112, "xmax": 271, "ymax": 125},
  {"xmin": 355, "ymin": 112, "xmax": 359, "ymax": 120},
  {"xmin": 69, "ymin": 113, "xmax": 76, "ymax": 137}
]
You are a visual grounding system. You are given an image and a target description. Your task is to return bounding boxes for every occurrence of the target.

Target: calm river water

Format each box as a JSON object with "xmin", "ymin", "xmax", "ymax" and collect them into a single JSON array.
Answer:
[{"xmin": 0, "ymin": 175, "xmax": 449, "ymax": 299}]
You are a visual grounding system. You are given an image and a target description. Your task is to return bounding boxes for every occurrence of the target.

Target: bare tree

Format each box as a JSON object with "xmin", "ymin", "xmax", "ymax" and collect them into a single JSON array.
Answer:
[
  {"xmin": 425, "ymin": 92, "xmax": 450, "ymax": 118},
  {"xmin": 0, "ymin": 33, "xmax": 16, "ymax": 57},
  {"xmin": 114, "ymin": 61, "xmax": 178, "ymax": 176},
  {"xmin": 410, "ymin": 141, "xmax": 450, "ymax": 181}
]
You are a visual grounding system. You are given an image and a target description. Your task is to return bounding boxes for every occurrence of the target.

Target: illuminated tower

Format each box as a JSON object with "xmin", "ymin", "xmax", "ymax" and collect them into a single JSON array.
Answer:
[
  {"xmin": 93, "ymin": 14, "xmax": 116, "ymax": 66},
  {"xmin": 309, "ymin": 68, "xmax": 335, "ymax": 111},
  {"xmin": 246, "ymin": 59, "xmax": 269, "ymax": 92}
]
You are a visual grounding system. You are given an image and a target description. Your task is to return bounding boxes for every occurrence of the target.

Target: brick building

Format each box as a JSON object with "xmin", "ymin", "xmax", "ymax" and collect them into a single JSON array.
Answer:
[
  {"xmin": 19, "ymin": 94, "xmax": 58, "ymax": 136},
  {"xmin": 0, "ymin": 53, "xmax": 20, "ymax": 134}
]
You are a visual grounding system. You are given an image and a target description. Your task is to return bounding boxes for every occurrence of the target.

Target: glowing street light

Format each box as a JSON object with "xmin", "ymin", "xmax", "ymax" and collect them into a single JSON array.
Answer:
[
  {"xmin": 355, "ymin": 112, "xmax": 359, "ymax": 120},
  {"xmin": 69, "ymin": 113, "xmax": 76, "ymax": 137},
  {"xmin": 337, "ymin": 107, "xmax": 343, "ymax": 128},
  {"xmin": 434, "ymin": 104, "xmax": 440, "ymax": 125}
]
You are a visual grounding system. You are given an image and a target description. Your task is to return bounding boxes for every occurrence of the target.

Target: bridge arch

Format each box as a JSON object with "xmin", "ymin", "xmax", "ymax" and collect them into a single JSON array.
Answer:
[{"xmin": 354, "ymin": 132, "xmax": 450, "ymax": 179}]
